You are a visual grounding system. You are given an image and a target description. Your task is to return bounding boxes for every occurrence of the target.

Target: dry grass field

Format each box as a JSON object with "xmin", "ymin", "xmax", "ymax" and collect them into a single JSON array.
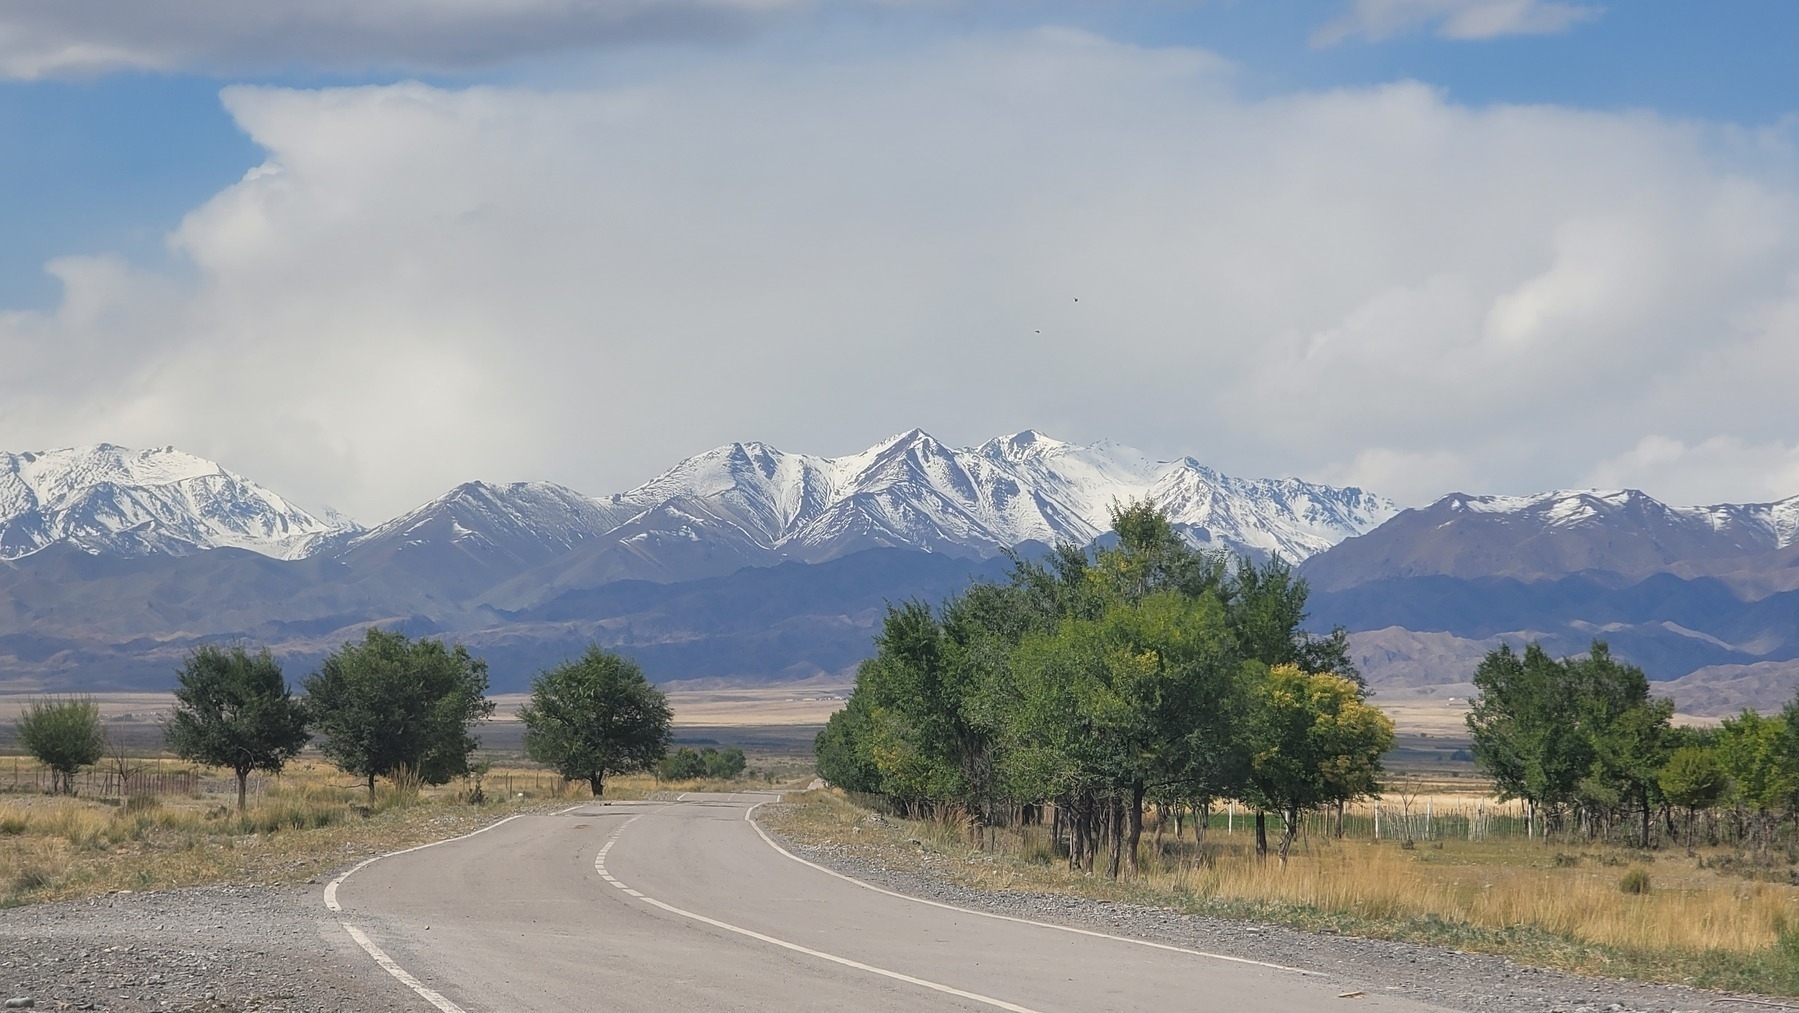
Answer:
[
  {"xmin": 0, "ymin": 756, "xmax": 813, "ymax": 909},
  {"xmin": 763, "ymin": 789, "xmax": 1799, "ymax": 995}
]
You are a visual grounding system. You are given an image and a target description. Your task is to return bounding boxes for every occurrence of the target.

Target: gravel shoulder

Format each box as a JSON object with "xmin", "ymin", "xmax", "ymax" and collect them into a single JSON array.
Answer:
[
  {"xmin": 0, "ymin": 884, "xmax": 410, "ymax": 1012},
  {"xmin": 757, "ymin": 813, "xmax": 1768, "ymax": 1013}
]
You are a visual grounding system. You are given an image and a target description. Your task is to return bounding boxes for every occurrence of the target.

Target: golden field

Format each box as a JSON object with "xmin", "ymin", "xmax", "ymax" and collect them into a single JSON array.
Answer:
[{"xmin": 762, "ymin": 788, "xmax": 1799, "ymax": 995}]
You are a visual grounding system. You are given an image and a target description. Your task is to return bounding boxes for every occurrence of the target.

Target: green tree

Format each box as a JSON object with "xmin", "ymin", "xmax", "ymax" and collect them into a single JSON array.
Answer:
[
  {"xmin": 1243, "ymin": 665, "xmax": 1394, "ymax": 861},
  {"xmin": 815, "ymin": 693, "xmax": 882, "ymax": 792},
  {"xmin": 518, "ymin": 646, "xmax": 671, "ymax": 797},
  {"xmin": 1225, "ymin": 554, "xmax": 1361, "ymax": 684},
  {"xmin": 658, "ymin": 747, "xmax": 707, "ymax": 781},
  {"xmin": 1009, "ymin": 591, "xmax": 1241, "ymax": 877},
  {"xmin": 15, "ymin": 696, "xmax": 105, "ymax": 794},
  {"xmin": 1658, "ymin": 745, "xmax": 1728, "ymax": 850},
  {"xmin": 1716, "ymin": 709, "xmax": 1798, "ymax": 849},
  {"xmin": 165, "ymin": 645, "xmax": 311, "ymax": 811},
  {"xmin": 704, "ymin": 747, "xmax": 747, "ymax": 778},
  {"xmin": 304, "ymin": 628, "xmax": 495, "ymax": 803},
  {"xmin": 1467, "ymin": 640, "xmax": 1669, "ymax": 839}
]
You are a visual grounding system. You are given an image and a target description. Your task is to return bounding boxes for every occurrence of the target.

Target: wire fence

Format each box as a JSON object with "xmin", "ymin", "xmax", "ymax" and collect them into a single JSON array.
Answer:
[{"xmin": 3, "ymin": 761, "xmax": 202, "ymax": 798}]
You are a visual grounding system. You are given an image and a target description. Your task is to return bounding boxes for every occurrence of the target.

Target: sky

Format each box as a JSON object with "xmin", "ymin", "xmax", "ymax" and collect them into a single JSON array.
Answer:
[{"xmin": 3, "ymin": 0, "xmax": 1799, "ymax": 522}]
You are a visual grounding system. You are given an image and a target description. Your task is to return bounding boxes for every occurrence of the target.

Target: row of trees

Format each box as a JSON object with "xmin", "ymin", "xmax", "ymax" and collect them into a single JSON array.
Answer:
[
  {"xmin": 15, "ymin": 634, "xmax": 678, "ymax": 808},
  {"xmin": 1468, "ymin": 640, "xmax": 1799, "ymax": 850},
  {"xmin": 815, "ymin": 503, "xmax": 1394, "ymax": 871}
]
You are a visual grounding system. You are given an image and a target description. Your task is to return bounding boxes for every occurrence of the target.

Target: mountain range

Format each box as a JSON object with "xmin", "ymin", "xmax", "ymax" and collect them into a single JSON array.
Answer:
[
  {"xmin": 0, "ymin": 432, "xmax": 1392, "ymax": 694},
  {"xmin": 1301, "ymin": 488, "xmax": 1799, "ymax": 714},
  {"xmin": 6, "ymin": 436, "xmax": 1799, "ymax": 714}
]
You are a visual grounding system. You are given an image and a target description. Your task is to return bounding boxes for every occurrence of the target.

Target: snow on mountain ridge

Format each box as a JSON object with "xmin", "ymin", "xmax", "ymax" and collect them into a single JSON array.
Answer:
[
  {"xmin": 2, "ymin": 433, "xmax": 1400, "ymax": 570},
  {"xmin": 597, "ymin": 429, "xmax": 1398, "ymax": 563},
  {"xmin": 1447, "ymin": 488, "xmax": 1799, "ymax": 548},
  {"xmin": 0, "ymin": 444, "xmax": 352, "ymax": 561}
]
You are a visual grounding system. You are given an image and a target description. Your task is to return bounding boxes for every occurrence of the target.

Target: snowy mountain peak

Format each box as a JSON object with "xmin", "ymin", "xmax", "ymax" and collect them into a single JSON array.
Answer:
[
  {"xmin": 600, "ymin": 430, "xmax": 1399, "ymax": 565},
  {"xmin": 346, "ymin": 479, "xmax": 634, "ymax": 566},
  {"xmin": 1441, "ymin": 487, "xmax": 1799, "ymax": 547},
  {"xmin": 0, "ymin": 444, "xmax": 354, "ymax": 561}
]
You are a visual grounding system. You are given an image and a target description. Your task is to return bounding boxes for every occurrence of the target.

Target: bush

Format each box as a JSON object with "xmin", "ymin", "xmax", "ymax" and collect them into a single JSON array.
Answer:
[
  {"xmin": 15, "ymin": 696, "xmax": 106, "ymax": 794},
  {"xmin": 1620, "ymin": 868, "xmax": 1652, "ymax": 894},
  {"xmin": 658, "ymin": 746, "xmax": 748, "ymax": 781},
  {"xmin": 659, "ymin": 747, "xmax": 707, "ymax": 781},
  {"xmin": 704, "ymin": 747, "xmax": 747, "ymax": 779}
]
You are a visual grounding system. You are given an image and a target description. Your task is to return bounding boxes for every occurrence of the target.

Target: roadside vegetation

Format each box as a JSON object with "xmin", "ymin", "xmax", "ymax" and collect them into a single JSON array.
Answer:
[
  {"xmin": 817, "ymin": 499, "xmax": 1390, "ymax": 871},
  {"xmin": 808, "ymin": 500, "xmax": 1799, "ymax": 994},
  {"xmin": 0, "ymin": 758, "xmax": 630, "ymax": 908},
  {"xmin": 767, "ymin": 788, "xmax": 1799, "ymax": 995},
  {"xmin": 3, "ymin": 627, "xmax": 724, "ymax": 908}
]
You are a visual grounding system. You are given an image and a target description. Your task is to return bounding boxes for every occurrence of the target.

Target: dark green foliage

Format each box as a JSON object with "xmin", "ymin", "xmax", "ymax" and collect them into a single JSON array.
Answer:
[
  {"xmin": 706, "ymin": 747, "xmax": 747, "ymax": 778},
  {"xmin": 815, "ymin": 501, "xmax": 1391, "ymax": 877},
  {"xmin": 815, "ymin": 694, "xmax": 881, "ymax": 793},
  {"xmin": 518, "ymin": 646, "xmax": 671, "ymax": 796},
  {"xmin": 304, "ymin": 628, "xmax": 495, "ymax": 802},
  {"xmin": 656, "ymin": 746, "xmax": 745, "ymax": 782},
  {"xmin": 15, "ymin": 696, "xmax": 105, "ymax": 794},
  {"xmin": 1466, "ymin": 640, "xmax": 1673, "ymax": 842},
  {"xmin": 658, "ymin": 747, "xmax": 707, "ymax": 781},
  {"xmin": 165, "ymin": 644, "xmax": 310, "ymax": 811}
]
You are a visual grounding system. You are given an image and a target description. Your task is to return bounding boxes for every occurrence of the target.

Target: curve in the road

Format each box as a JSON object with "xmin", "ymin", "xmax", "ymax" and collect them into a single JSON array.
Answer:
[
  {"xmin": 324, "ymin": 793, "xmax": 1452, "ymax": 1011},
  {"xmin": 738, "ymin": 799, "xmax": 1316, "ymax": 976},
  {"xmin": 594, "ymin": 811, "xmax": 1041, "ymax": 1012}
]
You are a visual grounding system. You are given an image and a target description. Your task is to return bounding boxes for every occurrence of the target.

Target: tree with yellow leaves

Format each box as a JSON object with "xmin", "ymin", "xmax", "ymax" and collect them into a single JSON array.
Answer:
[{"xmin": 1244, "ymin": 664, "xmax": 1395, "ymax": 862}]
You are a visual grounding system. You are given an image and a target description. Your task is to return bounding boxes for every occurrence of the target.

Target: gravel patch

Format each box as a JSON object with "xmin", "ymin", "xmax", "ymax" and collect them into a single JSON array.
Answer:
[
  {"xmin": 0, "ymin": 885, "xmax": 409, "ymax": 1012},
  {"xmin": 766, "ymin": 831, "xmax": 1774, "ymax": 1013}
]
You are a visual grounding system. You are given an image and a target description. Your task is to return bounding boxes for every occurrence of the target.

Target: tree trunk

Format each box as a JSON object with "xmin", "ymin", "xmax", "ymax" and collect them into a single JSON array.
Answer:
[
  {"xmin": 237, "ymin": 769, "xmax": 249, "ymax": 813},
  {"xmin": 1106, "ymin": 798, "xmax": 1125, "ymax": 880},
  {"xmin": 367, "ymin": 772, "xmax": 377, "ymax": 807},
  {"xmin": 1255, "ymin": 810, "xmax": 1268, "ymax": 859},
  {"xmin": 1278, "ymin": 806, "xmax": 1300, "ymax": 864},
  {"xmin": 1125, "ymin": 784, "xmax": 1146, "ymax": 878},
  {"xmin": 590, "ymin": 773, "xmax": 605, "ymax": 797}
]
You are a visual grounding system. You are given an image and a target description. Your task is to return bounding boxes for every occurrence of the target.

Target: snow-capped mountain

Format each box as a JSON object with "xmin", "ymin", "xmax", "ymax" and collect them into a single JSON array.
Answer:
[
  {"xmin": 334, "ymin": 481, "xmax": 639, "ymax": 603},
  {"xmin": 603, "ymin": 427, "xmax": 1397, "ymax": 564},
  {"xmin": 1299, "ymin": 487, "xmax": 1799, "ymax": 592},
  {"xmin": 1451, "ymin": 489, "xmax": 1799, "ymax": 548},
  {"xmin": 0, "ymin": 432, "xmax": 1395, "ymax": 595},
  {"xmin": 470, "ymin": 429, "xmax": 1397, "ymax": 603},
  {"xmin": 0, "ymin": 444, "xmax": 353, "ymax": 561}
]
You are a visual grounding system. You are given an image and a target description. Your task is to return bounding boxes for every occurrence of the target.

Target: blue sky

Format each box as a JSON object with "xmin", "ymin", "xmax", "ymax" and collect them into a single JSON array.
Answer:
[
  {"xmin": 6, "ymin": 3, "xmax": 1795, "ymax": 308},
  {"xmin": 4, "ymin": 1, "xmax": 1799, "ymax": 519}
]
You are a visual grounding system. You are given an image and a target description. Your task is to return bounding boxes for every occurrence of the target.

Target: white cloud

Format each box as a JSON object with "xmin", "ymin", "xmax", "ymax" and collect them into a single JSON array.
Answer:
[
  {"xmin": 1313, "ymin": 0, "xmax": 1602, "ymax": 46},
  {"xmin": 0, "ymin": 0, "xmax": 808, "ymax": 78},
  {"xmin": 1313, "ymin": 448, "xmax": 1476, "ymax": 508},
  {"xmin": 1585, "ymin": 437, "xmax": 1799, "ymax": 506},
  {"xmin": 3, "ymin": 29, "xmax": 1798, "ymax": 521}
]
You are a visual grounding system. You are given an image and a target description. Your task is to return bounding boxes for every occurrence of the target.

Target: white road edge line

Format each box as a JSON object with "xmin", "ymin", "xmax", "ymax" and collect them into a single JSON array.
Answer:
[
  {"xmin": 594, "ymin": 812, "xmax": 1044, "ymax": 1013},
  {"xmin": 743, "ymin": 800, "xmax": 1318, "ymax": 977},
  {"xmin": 323, "ymin": 808, "xmax": 566, "ymax": 1012},
  {"xmin": 342, "ymin": 923, "xmax": 469, "ymax": 1013},
  {"xmin": 324, "ymin": 811, "xmax": 536, "ymax": 912}
]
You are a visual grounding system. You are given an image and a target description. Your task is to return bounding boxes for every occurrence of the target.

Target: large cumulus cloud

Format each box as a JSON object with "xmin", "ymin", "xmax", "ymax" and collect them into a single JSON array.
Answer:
[{"xmin": 3, "ymin": 29, "xmax": 1797, "ymax": 520}]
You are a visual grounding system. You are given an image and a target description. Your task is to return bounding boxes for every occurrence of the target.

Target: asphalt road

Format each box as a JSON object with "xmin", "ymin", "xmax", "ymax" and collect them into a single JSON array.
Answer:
[{"xmin": 327, "ymin": 792, "xmax": 1456, "ymax": 1012}]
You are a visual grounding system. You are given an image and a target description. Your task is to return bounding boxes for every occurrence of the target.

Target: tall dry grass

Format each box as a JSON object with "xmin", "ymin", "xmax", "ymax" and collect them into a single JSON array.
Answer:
[
  {"xmin": 763, "ymin": 790, "xmax": 1799, "ymax": 993},
  {"xmin": 0, "ymin": 758, "xmax": 618, "ymax": 906}
]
